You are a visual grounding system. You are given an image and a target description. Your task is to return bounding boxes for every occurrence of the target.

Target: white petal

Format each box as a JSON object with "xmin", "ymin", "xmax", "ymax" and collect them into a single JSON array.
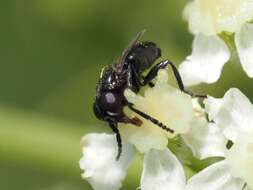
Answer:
[
  {"xmin": 235, "ymin": 23, "xmax": 253, "ymax": 77},
  {"xmin": 204, "ymin": 88, "xmax": 253, "ymax": 141},
  {"xmin": 79, "ymin": 133, "xmax": 134, "ymax": 190},
  {"xmin": 183, "ymin": 119, "xmax": 226, "ymax": 159},
  {"xmin": 186, "ymin": 161, "xmax": 245, "ymax": 190},
  {"xmin": 226, "ymin": 131, "xmax": 253, "ymax": 189},
  {"xmin": 141, "ymin": 149, "xmax": 186, "ymax": 190},
  {"xmin": 179, "ymin": 34, "xmax": 230, "ymax": 86}
]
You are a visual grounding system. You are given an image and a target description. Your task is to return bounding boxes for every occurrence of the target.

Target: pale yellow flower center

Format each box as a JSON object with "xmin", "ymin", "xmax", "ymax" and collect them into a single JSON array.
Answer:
[{"xmin": 119, "ymin": 70, "xmax": 195, "ymax": 153}]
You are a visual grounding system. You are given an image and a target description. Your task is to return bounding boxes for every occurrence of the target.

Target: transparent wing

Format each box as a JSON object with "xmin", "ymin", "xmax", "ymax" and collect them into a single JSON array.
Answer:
[{"xmin": 117, "ymin": 29, "xmax": 146, "ymax": 66}]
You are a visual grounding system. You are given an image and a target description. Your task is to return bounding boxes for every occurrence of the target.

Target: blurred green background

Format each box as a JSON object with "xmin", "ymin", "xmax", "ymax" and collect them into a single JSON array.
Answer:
[{"xmin": 1, "ymin": 1, "xmax": 252, "ymax": 190}]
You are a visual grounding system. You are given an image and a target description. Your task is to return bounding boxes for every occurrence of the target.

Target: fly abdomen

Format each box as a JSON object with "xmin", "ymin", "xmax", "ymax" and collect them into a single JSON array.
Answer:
[{"xmin": 126, "ymin": 42, "xmax": 161, "ymax": 74}]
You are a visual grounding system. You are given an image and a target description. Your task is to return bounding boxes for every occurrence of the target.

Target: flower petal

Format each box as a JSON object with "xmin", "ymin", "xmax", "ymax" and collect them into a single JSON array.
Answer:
[
  {"xmin": 179, "ymin": 34, "xmax": 230, "ymax": 86},
  {"xmin": 226, "ymin": 131, "xmax": 253, "ymax": 189},
  {"xmin": 235, "ymin": 23, "xmax": 253, "ymax": 77},
  {"xmin": 204, "ymin": 88, "xmax": 253, "ymax": 141},
  {"xmin": 79, "ymin": 133, "xmax": 134, "ymax": 190},
  {"xmin": 141, "ymin": 149, "xmax": 186, "ymax": 190},
  {"xmin": 183, "ymin": 119, "xmax": 226, "ymax": 159},
  {"xmin": 186, "ymin": 161, "xmax": 245, "ymax": 190}
]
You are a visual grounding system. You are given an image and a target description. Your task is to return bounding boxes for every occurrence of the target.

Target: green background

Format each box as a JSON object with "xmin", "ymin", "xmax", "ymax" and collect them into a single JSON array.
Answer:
[{"xmin": 0, "ymin": 1, "xmax": 252, "ymax": 189}]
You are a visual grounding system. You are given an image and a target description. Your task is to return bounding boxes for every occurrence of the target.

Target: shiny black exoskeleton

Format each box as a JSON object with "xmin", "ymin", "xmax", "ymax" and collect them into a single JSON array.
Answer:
[{"xmin": 93, "ymin": 31, "xmax": 206, "ymax": 160}]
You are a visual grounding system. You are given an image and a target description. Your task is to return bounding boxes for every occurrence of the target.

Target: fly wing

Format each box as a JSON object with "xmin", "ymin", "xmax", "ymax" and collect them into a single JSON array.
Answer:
[{"xmin": 116, "ymin": 30, "xmax": 146, "ymax": 71}]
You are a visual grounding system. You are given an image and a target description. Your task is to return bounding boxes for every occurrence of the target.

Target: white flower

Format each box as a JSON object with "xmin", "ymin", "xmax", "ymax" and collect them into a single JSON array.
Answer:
[
  {"xmin": 179, "ymin": 34, "xmax": 230, "ymax": 86},
  {"xmin": 80, "ymin": 140, "xmax": 244, "ymax": 190},
  {"xmin": 120, "ymin": 69, "xmax": 194, "ymax": 152},
  {"xmin": 79, "ymin": 70, "xmax": 226, "ymax": 190},
  {"xmin": 179, "ymin": 0, "xmax": 253, "ymax": 86},
  {"xmin": 226, "ymin": 131, "xmax": 253, "ymax": 189},
  {"xmin": 184, "ymin": 0, "xmax": 253, "ymax": 35},
  {"xmin": 79, "ymin": 133, "xmax": 134, "ymax": 190},
  {"xmin": 120, "ymin": 69, "xmax": 225, "ymax": 158},
  {"xmin": 142, "ymin": 149, "xmax": 244, "ymax": 190},
  {"xmin": 204, "ymin": 88, "xmax": 253, "ymax": 189}
]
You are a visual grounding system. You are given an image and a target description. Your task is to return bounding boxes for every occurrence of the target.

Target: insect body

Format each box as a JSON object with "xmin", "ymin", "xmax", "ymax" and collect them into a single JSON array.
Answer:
[{"xmin": 93, "ymin": 31, "xmax": 206, "ymax": 159}]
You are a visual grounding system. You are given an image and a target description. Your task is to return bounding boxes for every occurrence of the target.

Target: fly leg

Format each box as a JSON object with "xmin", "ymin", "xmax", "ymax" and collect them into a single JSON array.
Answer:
[
  {"xmin": 143, "ymin": 60, "xmax": 207, "ymax": 98},
  {"xmin": 127, "ymin": 64, "xmax": 154, "ymax": 91},
  {"xmin": 127, "ymin": 64, "xmax": 143, "ymax": 92},
  {"xmin": 127, "ymin": 102, "xmax": 174, "ymax": 133},
  {"xmin": 109, "ymin": 122, "xmax": 122, "ymax": 160}
]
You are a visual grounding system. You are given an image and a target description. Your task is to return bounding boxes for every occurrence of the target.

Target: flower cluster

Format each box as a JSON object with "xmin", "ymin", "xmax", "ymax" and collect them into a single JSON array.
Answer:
[
  {"xmin": 79, "ymin": 70, "xmax": 229, "ymax": 190},
  {"xmin": 79, "ymin": 1, "xmax": 253, "ymax": 190},
  {"xmin": 179, "ymin": 0, "xmax": 253, "ymax": 86},
  {"xmin": 204, "ymin": 88, "xmax": 253, "ymax": 189}
]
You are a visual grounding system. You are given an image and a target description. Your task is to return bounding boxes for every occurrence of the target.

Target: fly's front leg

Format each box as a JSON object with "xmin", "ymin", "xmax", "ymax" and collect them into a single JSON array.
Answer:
[
  {"xmin": 143, "ymin": 60, "xmax": 207, "ymax": 98},
  {"xmin": 109, "ymin": 122, "xmax": 122, "ymax": 160}
]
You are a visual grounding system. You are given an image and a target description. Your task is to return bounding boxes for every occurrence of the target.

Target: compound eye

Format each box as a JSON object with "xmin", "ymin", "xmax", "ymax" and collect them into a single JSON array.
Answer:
[
  {"xmin": 105, "ymin": 92, "xmax": 116, "ymax": 104},
  {"xmin": 99, "ymin": 92, "xmax": 123, "ymax": 114}
]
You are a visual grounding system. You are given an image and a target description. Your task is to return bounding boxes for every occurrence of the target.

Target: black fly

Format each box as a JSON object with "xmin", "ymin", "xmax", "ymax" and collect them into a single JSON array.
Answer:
[{"xmin": 93, "ymin": 30, "xmax": 206, "ymax": 160}]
